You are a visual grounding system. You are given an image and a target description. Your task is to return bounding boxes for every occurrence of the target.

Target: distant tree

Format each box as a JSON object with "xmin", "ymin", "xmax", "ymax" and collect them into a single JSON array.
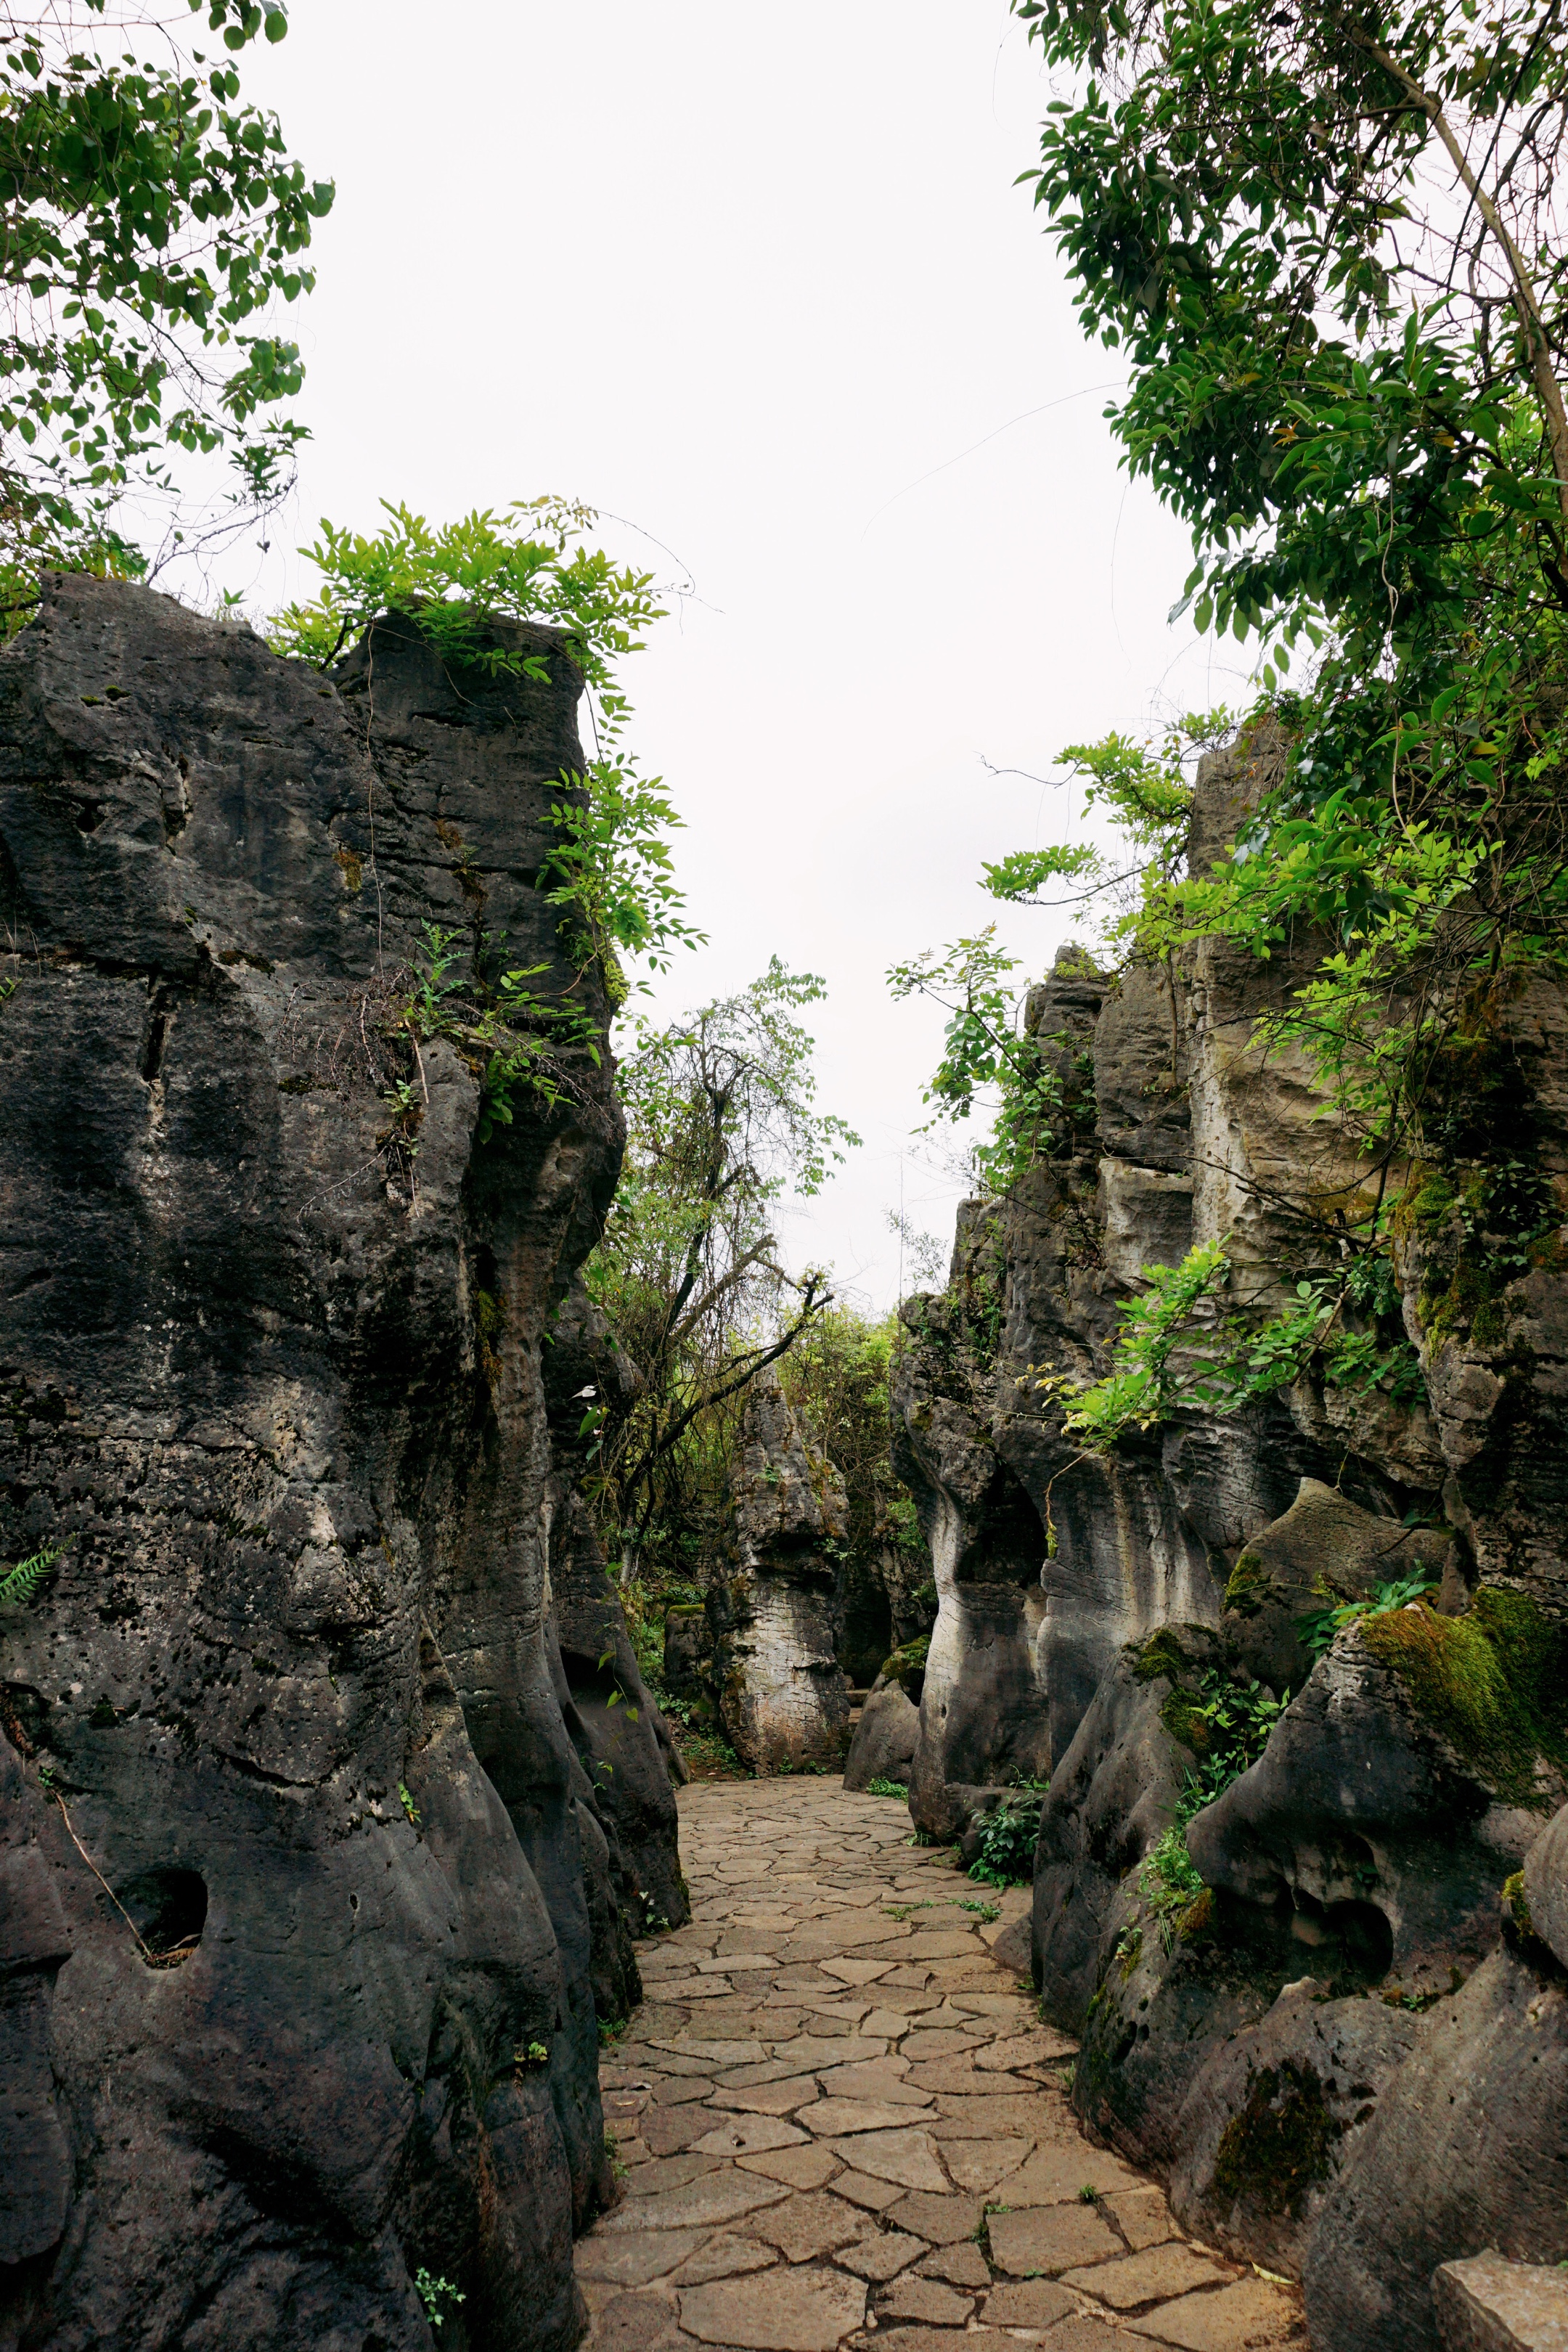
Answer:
[{"xmin": 584, "ymin": 959, "xmax": 858, "ymax": 1578}]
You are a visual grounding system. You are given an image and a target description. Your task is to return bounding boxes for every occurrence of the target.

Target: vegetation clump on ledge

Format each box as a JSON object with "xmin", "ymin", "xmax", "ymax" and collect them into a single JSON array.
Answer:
[{"xmin": 1359, "ymin": 1586, "xmax": 1568, "ymax": 1809}]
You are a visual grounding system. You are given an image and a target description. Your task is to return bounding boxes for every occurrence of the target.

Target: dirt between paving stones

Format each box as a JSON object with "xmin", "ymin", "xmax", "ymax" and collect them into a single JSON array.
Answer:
[{"xmin": 579, "ymin": 1779, "xmax": 1304, "ymax": 2352}]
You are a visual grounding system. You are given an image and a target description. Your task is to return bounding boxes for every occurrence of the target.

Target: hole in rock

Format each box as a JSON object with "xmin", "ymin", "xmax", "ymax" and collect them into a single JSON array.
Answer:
[
  {"xmin": 117, "ymin": 1866, "xmax": 207, "ymax": 1967},
  {"xmin": 959, "ymin": 1463, "xmax": 1048, "ymax": 1588},
  {"xmin": 1326, "ymin": 1898, "xmax": 1394, "ymax": 1983},
  {"xmin": 838, "ymin": 1580, "xmax": 892, "ymax": 1687}
]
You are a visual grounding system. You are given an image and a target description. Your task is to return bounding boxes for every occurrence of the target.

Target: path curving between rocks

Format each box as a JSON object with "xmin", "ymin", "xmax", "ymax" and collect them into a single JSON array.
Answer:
[{"xmin": 579, "ymin": 1780, "xmax": 1304, "ymax": 2352}]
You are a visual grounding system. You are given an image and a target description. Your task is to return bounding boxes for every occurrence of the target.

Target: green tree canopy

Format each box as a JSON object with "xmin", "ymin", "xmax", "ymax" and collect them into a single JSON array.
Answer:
[
  {"xmin": 584, "ymin": 959, "xmax": 859, "ymax": 1573},
  {"xmin": 0, "ymin": 0, "xmax": 332, "ymax": 587}
]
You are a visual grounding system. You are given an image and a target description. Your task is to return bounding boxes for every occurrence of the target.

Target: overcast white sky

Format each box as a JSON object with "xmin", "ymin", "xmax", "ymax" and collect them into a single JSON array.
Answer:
[{"xmin": 199, "ymin": 1, "xmax": 1251, "ymax": 1310}]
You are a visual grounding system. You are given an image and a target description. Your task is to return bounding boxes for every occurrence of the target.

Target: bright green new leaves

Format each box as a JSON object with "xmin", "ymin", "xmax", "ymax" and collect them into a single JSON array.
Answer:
[
  {"xmin": 269, "ymin": 499, "xmax": 703, "ymax": 982},
  {"xmin": 887, "ymin": 928, "xmax": 1071, "ymax": 1191},
  {"xmin": 1032, "ymin": 1237, "xmax": 1424, "ymax": 1462},
  {"xmin": 0, "ymin": 0, "xmax": 331, "ymax": 584}
]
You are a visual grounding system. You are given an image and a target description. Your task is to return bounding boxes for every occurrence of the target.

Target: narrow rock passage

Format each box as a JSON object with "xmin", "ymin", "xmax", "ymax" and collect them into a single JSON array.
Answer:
[{"xmin": 580, "ymin": 1781, "xmax": 1304, "ymax": 2352}]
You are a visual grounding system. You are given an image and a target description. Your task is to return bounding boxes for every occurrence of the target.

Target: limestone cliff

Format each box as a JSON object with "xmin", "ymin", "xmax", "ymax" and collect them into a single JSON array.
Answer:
[
  {"xmin": 0, "ymin": 575, "xmax": 682, "ymax": 2351},
  {"xmin": 896, "ymin": 729, "xmax": 1568, "ymax": 2348}
]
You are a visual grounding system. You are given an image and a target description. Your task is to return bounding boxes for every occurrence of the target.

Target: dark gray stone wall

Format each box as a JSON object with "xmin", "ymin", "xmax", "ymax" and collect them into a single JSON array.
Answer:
[{"xmin": 0, "ymin": 574, "xmax": 679, "ymax": 2352}]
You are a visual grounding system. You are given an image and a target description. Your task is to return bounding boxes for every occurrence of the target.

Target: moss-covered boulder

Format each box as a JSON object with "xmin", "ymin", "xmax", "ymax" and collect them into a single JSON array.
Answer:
[{"xmin": 1219, "ymin": 1477, "xmax": 1455, "ymax": 1695}]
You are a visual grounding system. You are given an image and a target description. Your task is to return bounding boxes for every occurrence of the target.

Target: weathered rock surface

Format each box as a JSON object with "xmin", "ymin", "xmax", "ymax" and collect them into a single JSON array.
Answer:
[
  {"xmin": 841, "ymin": 1675, "xmax": 920, "ymax": 1792},
  {"xmin": 1187, "ymin": 1624, "xmax": 1540, "ymax": 1988},
  {"xmin": 1032, "ymin": 1632, "xmax": 1211, "ymax": 2029},
  {"xmin": 1220, "ymin": 1477, "xmax": 1455, "ymax": 1695},
  {"xmin": 1432, "ymin": 2250, "xmax": 1568, "ymax": 2352},
  {"xmin": 709, "ymin": 1374, "xmax": 850, "ymax": 1773},
  {"xmin": 0, "ymin": 575, "xmax": 681, "ymax": 2351},
  {"xmin": 1302, "ymin": 1945, "xmax": 1568, "ymax": 2352},
  {"xmin": 1169, "ymin": 1981, "xmax": 1428, "ymax": 2275},
  {"xmin": 896, "ymin": 719, "xmax": 1568, "ymax": 2332}
]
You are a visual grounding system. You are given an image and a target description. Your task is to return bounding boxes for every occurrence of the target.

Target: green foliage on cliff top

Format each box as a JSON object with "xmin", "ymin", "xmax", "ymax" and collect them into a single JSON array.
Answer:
[
  {"xmin": 269, "ymin": 499, "xmax": 702, "ymax": 982},
  {"xmin": 1359, "ymin": 1585, "xmax": 1568, "ymax": 1808}
]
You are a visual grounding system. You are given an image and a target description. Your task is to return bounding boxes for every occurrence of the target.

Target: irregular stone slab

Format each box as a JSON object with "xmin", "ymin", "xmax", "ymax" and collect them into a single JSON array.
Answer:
[
  {"xmin": 940, "ymin": 2137, "xmax": 1033, "ymax": 2192},
  {"xmin": 1001, "ymin": 2144, "xmax": 1147, "ymax": 2205},
  {"xmin": 719, "ymin": 2059, "xmax": 804, "ymax": 2088},
  {"xmin": 712, "ymin": 2078, "xmax": 822, "ymax": 2117},
  {"xmin": 1432, "ymin": 2253, "xmax": 1568, "ymax": 2352},
  {"xmin": 741, "ymin": 2190, "xmax": 865, "ymax": 2263},
  {"xmin": 902, "ymin": 2031, "xmax": 987, "ymax": 2061},
  {"xmin": 930, "ymin": 2094, "xmax": 1051, "ymax": 2136},
  {"xmin": 806, "ymin": 2099, "xmax": 931, "ymax": 2138},
  {"xmin": 653, "ymin": 2038, "xmax": 770, "ymax": 2065},
  {"xmin": 864, "ymin": 2008, "xmax": 918, "ymax": 2036},
  {"xmin": 920, "ymin": 2242, "xmax": 992, "ymax": 2288},
  {"xmin": 977, "ymin": 2033, "xmax": 1067, "ymax": 2073},
  {"xmin": 644, "ymin": 2104, "xmax": 724, "ymax": 2157},
  {"xmin": 679, "ymin": 2265, "xmax": 867, "ymax": 2350},
  {"xmin": 1126, "ymin": 2277, "xmax": 1304, "ymax": 2348},
  {"xmin": 772, "ymin": 2035, "xmax": 890, "ymax": 2068},
  {"xmin": 989, "ymin": 2202, "xmax": 1122, "ymax": 2277},
  {"xmin": 907, "ymin": 2061, "xmax": 1027, "ymax": 2095},
  {"xmin": 826, "ymin": 2128, "xmax": 949, "ymax": 2192},
  {"xmin": 814, "ymin": 2059, "xmax": 923, "ymax": 2100},
  {"xmin": 601, "ymin": 2171, "xmax": 793, "ymax": 2232},
  {"xmin": 840, "ymin": 2230, "xmax": 927, "ymax": 2282},
  {"xmin": 576, "ymin": 2227, "xmax": 712, "ymax": 2285},
  {"xmin": 983, "ymin": 2278, "xmax": 1080, "ymax": 2328},
  {"xmin": 626, "ymin": 2154, "xmax": 726, "ymax": 2197},
  {"xmin": 1102, "ymin": 2189, "xmax": 1181, "ymax": 2253},
  {"xmin": 1064, "ymin": 2245, "xmax": 1233, "ymax": 2310},
  {"xmin": 624, "ymin": 2046, "xmax": 720, "ymax": 2078},
  {"xmin": 738, "ymin": 2143, "xmax": 842, "ymax": 2192},
  {"xmin": 648, "ymin": 2075, "xmax": 718, "ymax": 2106},
  {"xmin": 873, "ymin": 2329, "xmax": 1021, "ymax": 2352},
  {"xmin": 822, "ymin": 1957, "xmax": 897, "ymax": 1984},
  {"xmin": 831, "ymin": 2171, "xmax": 910, "ymax": 2212},
  {"xmin": 883, "ymin": 2192, "xmax": 984, "ymax": 2245},
  {"xmin": 903, "ymin": 1932, "xmax": 982, "ymax": 1959},
  {"xmin": 668, "ymin": 2234, "xmax": 783, "ymax": 2287},
  {"xmin": 694, "ymin": 2115, "xmax": 809, "ymax": 2156},
  {"xmin": 697, "ymin": 1953, "xmax": 778, "ymax": 1972},
  {"xmin": 878, "ymin": 2277, "xmax": 975, "ymax": 2325},
  {"xmin": 588, "ymin": 2288, "xmax": 685, "ymax": 2352}
]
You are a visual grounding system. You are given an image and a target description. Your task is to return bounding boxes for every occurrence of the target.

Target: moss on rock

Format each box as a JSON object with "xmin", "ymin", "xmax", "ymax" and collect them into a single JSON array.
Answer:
[
  {"xmin": 1359, "ymin": 1585, "xmax": 1568, "ymax": 1808},
  {"xmin": 1212, "ymin": 2060, "xmax": 1337, "ymax": 2217}
]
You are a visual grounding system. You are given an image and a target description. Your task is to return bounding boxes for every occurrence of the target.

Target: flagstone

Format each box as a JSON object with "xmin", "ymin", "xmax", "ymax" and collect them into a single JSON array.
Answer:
[
  {"xmin": 918, "ymin": 2242, "xmax": 992, "ymax": 2289},
  {"xmin": 824, "ymin": 2128, "xmax": 948, "ymax": 2192},
  {"xmin": 711, "ymin": 2078, "xmax": 822, "ymax": 2117},
  {"xmin": 576, "ymin": 2227, "xmax": 712, "ymax": 2286},
  {"xmin": 738, "ymin": 2143, "xmax": 842, "ymax": 2191},
  {"xmin": 667, "ymin": 2233, "xmax": 783, "ymax": 2287},
  {"xmin": 876, "ymin": 2277, "xmax": 975, "ymax": 2326},
  {"xmin": 804, "ymin": 2098, "xmax": 930, "ymax": 2137},
  {"xmin": 693, "ymin": 2115, "xmax": 809, "ymax": 2156},
  {"xmin": 1063, "ymin": 2245, "xmax": 1233, "ymax": 2311},
  {"xmin": 838, "ymin": 2229, "xmax": 926, "ymax": 2282},
  {"xmin": 740, "ymin": 2190, "xmax": 864, "ymax": 2262},
  {"xmin": 988, "ymin": 2202, "xmax": 1122, "ymax": 2277},
  {"xmin": 601, "ymin": 2171, "xmax": 793, "ymax": 2231},
  {"xmin": 678, "ymin": 2266, "xmax": 867, "ymax": 2350},
  {"xmin": 829, "ymin": 2170, "xmax": 909, "ymax": 2212}
]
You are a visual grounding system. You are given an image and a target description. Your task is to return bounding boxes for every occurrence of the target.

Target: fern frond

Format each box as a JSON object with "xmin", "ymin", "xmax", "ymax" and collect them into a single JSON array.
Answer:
[{"xmin": 0, "ymin": 1543, "xmax": 62, "ymax": 1611}]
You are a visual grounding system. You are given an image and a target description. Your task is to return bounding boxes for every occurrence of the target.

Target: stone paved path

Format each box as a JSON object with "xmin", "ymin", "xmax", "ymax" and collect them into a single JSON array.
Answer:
[{"xmin": 579, "ymin": 1780, "xmax": 1304, "ymax": 2352}]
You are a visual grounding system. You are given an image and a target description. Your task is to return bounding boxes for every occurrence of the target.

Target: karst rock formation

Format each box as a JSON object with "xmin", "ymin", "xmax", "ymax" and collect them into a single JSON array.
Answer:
[
  {"xmin": 895, "ymin": 730, "xmax": 1568, "ymax": 2351},
  {"xmin": 708, "ymin": 1371, "xmax": 852, "ymax": 1773},
  {"xmin": 0, "ymin": 574, "xmax": 682, "ymax": 2351}
]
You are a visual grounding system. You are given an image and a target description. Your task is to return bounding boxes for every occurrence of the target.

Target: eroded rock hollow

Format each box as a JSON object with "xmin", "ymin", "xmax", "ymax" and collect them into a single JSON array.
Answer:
[
  {"xmin": 0, "ymin": 575, "xmax": 682, "ymax": 2351},
  {"xmin": 895, "ymin": 730, "xmax": 1568, "ymax": 2350}
]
